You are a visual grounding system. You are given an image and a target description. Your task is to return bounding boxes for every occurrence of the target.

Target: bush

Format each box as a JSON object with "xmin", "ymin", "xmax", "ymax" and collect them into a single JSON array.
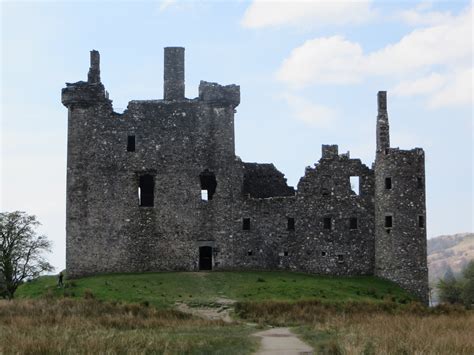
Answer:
[{"xmin": 83, "ymin": 289, "xmax": 95, "ymax": 299}]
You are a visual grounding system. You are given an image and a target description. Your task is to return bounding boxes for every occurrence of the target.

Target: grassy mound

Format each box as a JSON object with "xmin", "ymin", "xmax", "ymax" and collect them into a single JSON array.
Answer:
[{"xmin": 17, "ymin": 271, "xmax": 414, "ymax": 307}]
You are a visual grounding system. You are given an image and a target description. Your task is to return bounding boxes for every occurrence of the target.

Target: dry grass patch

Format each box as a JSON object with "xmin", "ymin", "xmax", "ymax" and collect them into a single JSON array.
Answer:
[
  {"xmin": 236, "ymin": 300, "xmax": 474, "ymax": 354},
  {"xmin": 299, "ymin": 312, "xmax": 474, "ymax": 354},
  {"xmin": 0, "ymin": 299, "xmax": 258, "ymax": 354}
]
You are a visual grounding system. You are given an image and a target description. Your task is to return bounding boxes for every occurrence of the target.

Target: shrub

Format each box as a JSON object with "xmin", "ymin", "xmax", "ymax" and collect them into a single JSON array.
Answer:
[{"xmin": 83, "ymin": 289, "xmax": 95, "ymax": 299}]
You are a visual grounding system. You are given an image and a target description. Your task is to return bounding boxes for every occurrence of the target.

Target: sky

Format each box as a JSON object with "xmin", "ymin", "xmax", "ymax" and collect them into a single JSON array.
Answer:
[{"xmin": 1, "ymin": 0, "xmax": 472, "ymax": 272}]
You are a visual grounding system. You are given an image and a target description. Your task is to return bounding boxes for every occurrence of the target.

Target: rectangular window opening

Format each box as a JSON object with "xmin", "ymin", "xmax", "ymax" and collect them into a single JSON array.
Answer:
[
  {"xmin": 385, "ymin": 177, "xmax": 392, "ymax": 190},
  {"xmin": 287, "ymin": 217, "xmax": 295, "ymax": 231},
  {"xmin": 127, "ymin": 135, "xmax": 136, "ymax": 152},
  {"xmin": 337, "ymin": 254, "xmax": 344, "ymax": 263},
  {"xmin": 323, "ymin": 217, "xmax": 332, "ymax": 230},
  {"xmin": 247, "ymin": 250, "xmax": 253, "ymax": 256},
  {"xmin": 417, "ymin": 177, "xmax": 423, "ymax": 189},
  {"xmin": 418, "ymin": 215, "xmax": 425, "ymax": 228},
  {"xmin": 139, "ymin": 174, "xmax": 154, "ymax": 207},
  {"xmin": 200, "ymin": 170, "xmax": 217, "ymax": 200},
  {"xmin": 350, "ymin": 176, "xmax": 360, "ymax": 195},
  {"xmin": 242, "ymin": 218, "xmax": 250, "ymax": 230},
  {"xmin": 321, "ymin": 251, "xmax": 327, "ymax": 257},
  {"xmin": 385, "ymin": 215, "xmax": 393, "ymax": 228},
  {"xmin": 284, "ymin": 251, "xmax": 289, "ymax": 256},
  {"xmin": 350, "ymin": 217, "xmax": 358, "ymax": 230}
]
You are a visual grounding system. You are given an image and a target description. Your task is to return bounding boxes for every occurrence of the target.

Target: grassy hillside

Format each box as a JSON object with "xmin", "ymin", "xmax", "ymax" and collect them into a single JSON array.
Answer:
[
  {"xmin": 428, "ymin": 233, "xmax": 474, "ymax": 284},
  {"xmin": 17, "ymin": 271, "xmax": 414, "ymax": 307}
]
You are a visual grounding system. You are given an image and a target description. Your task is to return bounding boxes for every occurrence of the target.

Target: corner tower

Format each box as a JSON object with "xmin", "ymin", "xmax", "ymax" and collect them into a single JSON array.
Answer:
[{"xmin": 374, "ymin": 91, "xmax": 429, "ymax": 304}]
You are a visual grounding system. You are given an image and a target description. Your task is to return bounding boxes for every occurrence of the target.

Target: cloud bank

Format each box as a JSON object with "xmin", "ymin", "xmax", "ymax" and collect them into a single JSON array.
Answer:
[{"xmin": 276, "ymin": 5, "xmax": 472, "ymax": 108}]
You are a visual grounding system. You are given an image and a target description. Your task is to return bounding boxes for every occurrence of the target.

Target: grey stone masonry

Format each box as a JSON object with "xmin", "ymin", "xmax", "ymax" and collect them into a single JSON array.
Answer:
[{"xmin": 62, "ymin": 49, "xmax": 429, "ymax": 304}]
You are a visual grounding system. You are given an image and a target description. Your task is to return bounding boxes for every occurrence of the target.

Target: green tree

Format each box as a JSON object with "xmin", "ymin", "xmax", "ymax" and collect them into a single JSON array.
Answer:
[
  {"xmin": 0, "ymin": 211, "xmax": 53, "ymax": 299},
  {"xmin": 460, "ymin": 260, "xmax": 474, "ymax": 308},
  {"xmin": 437, "ymin": 266, "xmax": 462, "ymax": 304}
]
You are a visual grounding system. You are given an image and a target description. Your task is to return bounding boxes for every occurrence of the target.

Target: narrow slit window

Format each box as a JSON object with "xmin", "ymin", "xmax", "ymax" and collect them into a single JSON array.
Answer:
[
  {"xmin": 323, "ymin": 217, "xmax": 332, "ymax": 230},
  {"xmin": 385, "ymin": 215, "xmax": 393, "ymax": 228},
  {"xmin": 350, "ymin": 176, "xmax": 360, "ymax": 195},
  {"xmin": 284, "ymin": 251, "xmax": 289, "ymax": 256},
  {"xmin": 385, "ymin": 177, "xmax": 392, "ymax": 190},
  {"xmin": 242, "ymin": 218, "xmax": 250, "ymax": 230},
  {"xmin": 200, "ymin": 170, "xmax": 217, "ymax": 201},
  {"xmin": 417, "ymin": 177, "xmax": 423, "ymax": 189},
  {"xmin": 350, "ymin": 217, "xmax": 358, "ymax": 230},
  {"xmin": 287, "ymin": 217, "xmax": 295, "ymax": 231},
  {"xmin": 127, "ymin": 135, "xmax": 135, "ymax": 152},
  {"xmin": 418, "ymin": 215, "xmax": 425, "ymax": 228},
  {"xmin": 247, "ymin": 250, "xmax": 253, "ymax": 256},
  {"xmin": 337, "ymin": 254, "xmax": 344, "ymax": 263},
  {"xmin": 139, "ymin": 174, "xmax": 154, "ymax": 207}
]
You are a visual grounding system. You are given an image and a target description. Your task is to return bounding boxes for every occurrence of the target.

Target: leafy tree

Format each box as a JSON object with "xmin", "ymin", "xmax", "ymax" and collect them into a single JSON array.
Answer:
[
  {"xmin": 0, "ymin": 211, "xmax": 53, "ymax": 299},
  {"xmin": 460, "ymin": 260, "xmax": 474, "ymax": 308},
  {"xmin": 437, "ymin": 266, "xmax": 462, "ymax": 304}
]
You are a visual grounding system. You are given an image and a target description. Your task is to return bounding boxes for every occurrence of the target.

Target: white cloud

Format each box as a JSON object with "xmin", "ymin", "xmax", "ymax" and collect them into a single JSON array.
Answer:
[
  {"xmin": 397, "ymin": 4, "xmax": 455, "ymax": 26},
  {"xmin": 277, "ymin": 5, "xmax": 473, "ymax": 108},
  {"xmin": 392, "ymin": 73, "xmax": 446, "ymax": 97},
  {"xmin": 428, "ymin": 68, "xmax": 473, "ymax": 109},
  {"xmin": 277, "ymin": 36, "xmax": 365, "ymax": 88},
  {"xmin": 241, "ymin": 0, "xmax": 375, "ymax": 29},
  {"xmin": 159, "ymin": 0, "xmax": 177, "ymax": 12},
  {"xmin": 282, "ymin": 93, "xmax": 337, "ymax": 127}
]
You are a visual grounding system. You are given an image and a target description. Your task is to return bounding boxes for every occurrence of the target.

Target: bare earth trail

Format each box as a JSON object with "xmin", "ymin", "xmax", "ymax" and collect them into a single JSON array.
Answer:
[
  {"xmin": 175, "ymin": 298, "xmax": 314, "ymax": 354},
  {"xmin": 253, "ymin": 327, "xmax": 314, "ymax": 355}
]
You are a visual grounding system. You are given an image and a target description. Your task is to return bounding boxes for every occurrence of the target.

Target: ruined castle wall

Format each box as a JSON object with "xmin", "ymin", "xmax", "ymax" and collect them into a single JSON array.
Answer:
[
  {"xmin": 292, "ymin": 147, "xmax": 375, "ymax": 275},
  {"xmin": 63, "ymin": 49, "xmax": 428, "ymax": 303}
]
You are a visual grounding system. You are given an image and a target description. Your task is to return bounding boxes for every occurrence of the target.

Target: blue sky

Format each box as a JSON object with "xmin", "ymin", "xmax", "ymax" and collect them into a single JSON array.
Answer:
[{"xmin": 1, "ymin": 0, "xmax": 472, "ymax": 271}]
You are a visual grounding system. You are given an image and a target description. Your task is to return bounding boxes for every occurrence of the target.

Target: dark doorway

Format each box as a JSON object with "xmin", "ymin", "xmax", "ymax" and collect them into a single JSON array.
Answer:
[{"xmin": 199, "ymin": 246, "xmax": 212, "ymax": 271}]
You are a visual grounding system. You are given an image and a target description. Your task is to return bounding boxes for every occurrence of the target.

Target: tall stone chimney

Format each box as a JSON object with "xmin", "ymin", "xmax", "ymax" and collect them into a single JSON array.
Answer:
[{"xmin": 163, "ymin": 47, "xmax": 185, "ymax": 101}]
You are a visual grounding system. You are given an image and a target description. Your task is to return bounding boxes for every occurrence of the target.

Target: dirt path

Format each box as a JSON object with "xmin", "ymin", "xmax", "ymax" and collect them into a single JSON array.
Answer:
[
  {"xmin": 253, "ymin": 327, "xmax": 313, "ymax": 355},
  {"xmin": 175, "ymin": 297, "xmax": 235, "ymax": 323}
]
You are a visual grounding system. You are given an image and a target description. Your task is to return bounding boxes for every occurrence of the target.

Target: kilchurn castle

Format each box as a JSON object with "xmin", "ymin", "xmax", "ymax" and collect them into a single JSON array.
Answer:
[{"xmin": 62, "ymin": 48, "xmax": 428, "ymax": 303}]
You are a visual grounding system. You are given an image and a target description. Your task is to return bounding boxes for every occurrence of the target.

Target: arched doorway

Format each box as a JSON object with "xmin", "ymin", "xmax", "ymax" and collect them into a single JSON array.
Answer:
[{"xmin": 199, "ymin": 246, "xmax": 212, "ymax": 271}]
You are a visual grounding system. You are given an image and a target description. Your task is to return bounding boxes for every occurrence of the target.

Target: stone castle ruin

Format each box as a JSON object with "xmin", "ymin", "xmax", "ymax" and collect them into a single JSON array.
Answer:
[{"xmin": 62, "ymin": 47, "xmax": 428, "ymax": 303}]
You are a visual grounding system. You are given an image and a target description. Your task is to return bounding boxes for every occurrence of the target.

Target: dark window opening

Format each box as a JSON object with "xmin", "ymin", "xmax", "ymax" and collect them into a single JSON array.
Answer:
[
  {"xmin": 323, "ymin": 217, "xmax": 332, "ymax": 230},
  {"xmin": 385, "ymin": 177, "xmax": 392, "ymax": 189},
  {"xmin": 247, "ymin": 250, "xmax": 253, "ymax": 256},
  {"xmin": 287, "ymin": 217, "xmax": 295, "ymax": 231},
  {"xmin": 350, "ymin": 217, "xmax": 358, "ymax": 230},
  {"xmin": 321, "ymin": 188, "xmax": 330, "ymax": 196},
  {"xmin": 321, "ymin": 251, "xmax": 327, "ymax": 257},
  {"xmin": 417, "ymin": 177, "xmax": 423, "ymax": 189},
  {"xmin": 385, "ymin": 215, "xmax": 393, "ymax": 228},
  {"xmin": 337, "ymin": 254, "xmax": 344, "ymax": 263},
  {"xmin": 199, "ymin": 246, "xmax": 212, "ymax": 271},
  {"xmin": 127, "ymin": 135, "xmax": 135, "ymax": 152},
  {"xmin": 284, "ymin": 251, "xmax": 289, "ymax": 256},
  {"xmin": 139, "ymin": 174, "xmax": 154, "ymax": 207},
  {"xmin": 200, "ymin": 170, "xmax": 217, "ymax": 201},
  {"xmin": 418, "ymin": 215, "xmax": 425, "ymax": 228},
  {"xmin": 242, "ymin": 218, "xmax": 250, "ymax": 230}
]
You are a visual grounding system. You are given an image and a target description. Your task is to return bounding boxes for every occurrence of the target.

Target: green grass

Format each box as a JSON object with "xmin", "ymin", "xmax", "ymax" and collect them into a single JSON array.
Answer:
[{"xmin": 17, "ymin": 271, "xmax": 414, "ymax": 307}]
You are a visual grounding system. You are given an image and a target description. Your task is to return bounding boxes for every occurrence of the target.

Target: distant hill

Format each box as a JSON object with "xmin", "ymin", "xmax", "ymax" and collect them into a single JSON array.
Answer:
[{"xmin": 428, "ymin": 233, "xmax": 474, "ymax": 285}]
